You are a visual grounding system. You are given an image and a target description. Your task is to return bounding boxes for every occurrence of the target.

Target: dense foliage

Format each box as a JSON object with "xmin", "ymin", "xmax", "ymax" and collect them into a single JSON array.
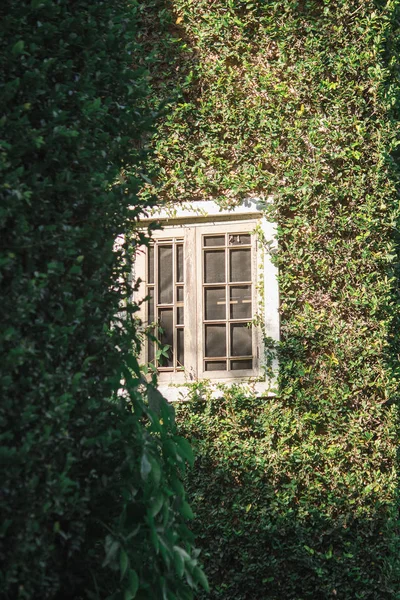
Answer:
[
  {"xmin": 138, "ymin": 0, "xmax": 400, "ymax": 598},
  {"xmin": 178, "ymin": 386, "xmax": 399, "ymax": 599},
  {"xmin": 0, "ymin": 1, "xmax": 206, "ymax": 599}
]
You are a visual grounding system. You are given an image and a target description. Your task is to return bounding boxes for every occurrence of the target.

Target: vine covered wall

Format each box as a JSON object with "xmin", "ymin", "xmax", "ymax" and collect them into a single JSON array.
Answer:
[{"xmin": 137, "ymin": 0, "xmax": 400, "ymax": 598}]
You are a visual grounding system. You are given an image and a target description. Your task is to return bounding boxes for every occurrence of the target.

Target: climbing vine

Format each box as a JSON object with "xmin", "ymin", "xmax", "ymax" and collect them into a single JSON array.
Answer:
[{"xmin": 135, "ymin": 0, "xmax": 400, "ymax": 598}]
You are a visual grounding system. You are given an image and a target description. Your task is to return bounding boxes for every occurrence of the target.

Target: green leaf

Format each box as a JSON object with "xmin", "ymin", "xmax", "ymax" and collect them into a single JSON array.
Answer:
[
  {"xmin": 103, "ymin": 536, "xmax": 120, "ymax": 567},
  {"xmin": 175, "ymin": 437, "xmax": 195, "ymax": 467},
  {"xmin": 179, "ymin": 501, "xmax": 194, "ymax": 520},
  {"xmin": 149, "ymin": 457, "xmax": 161, "ymax": 487},
  {"xmin": 193, "ymin": 566, "xmax": 209, "ymax": 593},
  {"xmin": 126, "ymin": 353, "xmax": 141, "ymax": 377},
  {"xmin": 120, "ymin": 549, "xmax": 129, "ymax": 581},
  {"xmin": 12, "ymin": 40, "xmax": 24, "ymax": 55},
  {"xmin": 124, "ymin": 570, "xmax": 139, "ymax": 600},
  {"xmin": 140, "ymin": 453, "xmax": 152, "ymax": 480},
  {"xmin": 173, "ymin": 548, "xmax": 185, "ymax": 578},
  {"xmin": 150, "ymin": 493, "xmax": 164, "ymax": 517},
  {"xmin": 148, "ymin": 384, "xmax": 165, "ymax": 415}
]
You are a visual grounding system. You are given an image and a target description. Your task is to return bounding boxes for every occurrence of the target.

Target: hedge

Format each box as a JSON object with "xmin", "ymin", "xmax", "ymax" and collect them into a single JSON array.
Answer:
[
  {"xmin": 0, "ymin": 2, "xmax": 206, "ymax": 599},
  {"xmin": 139, "ymin": 1, "xmax": 400, "ymax": 598}
]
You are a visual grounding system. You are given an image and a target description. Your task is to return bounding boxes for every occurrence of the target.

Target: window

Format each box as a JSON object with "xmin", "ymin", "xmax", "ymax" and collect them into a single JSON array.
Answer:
[{"xmin": 134, "ymin": 201, "xmax": 279, "ymax": 399}]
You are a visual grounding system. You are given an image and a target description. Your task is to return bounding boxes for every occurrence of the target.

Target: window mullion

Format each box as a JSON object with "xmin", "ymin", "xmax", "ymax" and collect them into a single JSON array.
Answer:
[
  {"xmin": 184, "ymin": 227, "xmax": 198, "ymax": 379},
  {"xmin": 225, "ymin": 234, "xmax": 230, "ymax": 371},
  {"xmin": 172, "ymin": 241, "xmax": 177, "ymax": 370},
  {"xmin": 154, "ymin": 243, "xmax": 159, "ymax": 369}
]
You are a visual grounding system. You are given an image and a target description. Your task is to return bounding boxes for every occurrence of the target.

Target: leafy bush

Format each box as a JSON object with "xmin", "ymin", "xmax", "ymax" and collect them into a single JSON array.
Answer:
[
  {"xmin": 141, "ymin": 0, "xmax": 400, "ymax": 598},
  {"xmin": 0, "ymin": 1, "xmax": 205, "ymax": 599},
  {"xmin": 177, "ymin": 386, "xmax": 399, "ymax": 599}
]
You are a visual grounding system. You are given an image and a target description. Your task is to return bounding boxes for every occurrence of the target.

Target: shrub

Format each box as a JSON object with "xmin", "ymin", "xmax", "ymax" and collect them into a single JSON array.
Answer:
[
  {"xmin": 177, "ymin": 386, "xmax": 399, "ymax": 599},
  {"xmin": 0, "ymin": 1, "xmax": 205, "ymax": 598}
]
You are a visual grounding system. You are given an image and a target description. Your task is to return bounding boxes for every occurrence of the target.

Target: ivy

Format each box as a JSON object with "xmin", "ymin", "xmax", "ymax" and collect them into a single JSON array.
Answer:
[{"xmin": 139, "ymin": 0, "xmax": 400, "ymax": 597}]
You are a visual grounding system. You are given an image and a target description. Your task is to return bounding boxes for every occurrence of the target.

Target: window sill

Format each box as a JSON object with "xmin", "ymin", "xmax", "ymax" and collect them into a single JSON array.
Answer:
[{"xmin": 158, "ymin": 374, "xmax": 278, "ymax": 402}]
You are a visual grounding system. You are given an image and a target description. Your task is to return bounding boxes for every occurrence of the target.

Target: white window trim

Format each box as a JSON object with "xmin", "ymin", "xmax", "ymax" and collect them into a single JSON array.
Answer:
[{"xmin": 134, "ymin": 199, "xmax": 279, "ymax": 400}]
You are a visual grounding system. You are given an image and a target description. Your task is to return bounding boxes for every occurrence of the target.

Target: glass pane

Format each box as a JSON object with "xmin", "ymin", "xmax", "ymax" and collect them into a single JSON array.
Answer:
[
  {"xmin": 148, "ymin": 331, "xmax": 155, "ymax": 363},
  {"xmin": 148, "ymin": 285, "xmax": 155, "ymax": 363},
  {"xmin": 204, "ymin": 250, "xmax": 225, "ymax": 283},
  {"xmin": 159, "ymin": 309, "xmax": 173, "ymax": 367},
  {"xmin": 148, "ymin": 287, "xmax": 154, "ymax": 322},
  {"xmin": 231, "ymin": 359, "xmax": 253, "ymax": 370},
  {"xmin": 230, "ymin": 323, "xmax": 252, "ymax": 356},
  {"xmin": 205, "ymin": 361, "xmax": 227, "ymax": 371},
  {"xmin": 205, "ymin": 325, "xmax": 226, "ymax": 357},
  {"xmin": 204, "ymin": 235, "xmax": 225, "ymax": 247},
  {"xmin": 177, "ymin": 306, "xmax": 184, "ymax": 325},
  {"xmin": 205, "ymin": 287, "xmax": 226, "ymax": 321},
  {"xmin": 177, "ymin": 328, "xmax": 184, "ymax": 367},
  {"xmin": 177, "ymin": 286, "xmax": 184, "ymax": 302},
  {"xmin": 230, "ymin": 286, "xmax": 252, "ymax": 319},
  {"xmin": 176, "ymin": 244, "xmax": 184, "ymax": 282},
  {"xmin": 230, "ymin": 249, "xmax": 251, "ymax": 282},
  {"xmin": 158, "ymin": 245, "xmax": 173, "ymax": 304},
  {"xmin": 228, "ymin": 234, "xmax": 251, "ymax": 246},
  {"xmin": 148, "ymin": 245, "xmax": 154, "ymax": 283}
]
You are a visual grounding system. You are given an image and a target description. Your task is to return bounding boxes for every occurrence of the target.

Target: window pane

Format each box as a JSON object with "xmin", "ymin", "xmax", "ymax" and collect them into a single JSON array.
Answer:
[
  {"xmin": 204, "ymin": 250, "xmax": 225, "ymax": 283},
  {"xmin": 205, "ymin": 287, "xmax": 226, "ymax": 321},
  {"xmin": 204, "ymin": 235, "xmax": 225, "ymax": 247},
  {"xmin": 148, "ymin": 287, "xmax": 154, "ymax": 322},
  {"xmin": 148, "ymin": 245, "xmax": 154, "ymax": 283},
  {"xmin": 158, "ymin": 246, "xmax": 173, "ymax": 304},
  {"xmin": 176, "ymin": 244, "xmax": 184, "ymax": 282},
  {"xmin": 147, "ymin": 289, "xmax": 155, "ymax": 363},
  {"xmin": 230, "ymin": 249, "xmax": 251, "ymax": 282},
  {"xmin": 230, "ymin": 286, "xmax": 252, "ymax": 319},
  {"xmin": 231, "ymin": 359, "xmax": 253, "ymax": 370},
  {"xmin": 228, "ymin": 234, "xmax": 251, "ymax": 246},
  {"xmin": 177, "ymin": 306, "xmax": 184, "ymax": 325},
  {"xmin": 230, "ymin": 323, "xmax": 252, "ymax": 356},
  {"xmin": 148, "ymin": 335, "xmax": 155, "ymax": 363},
  {"xmin": 177, "ymin": 328, "xmax": 184, "ymax": 367},
  {"xmin": 159, "ymin": 309, "xmax": 173, "ymax": 367},
  {"xmin": 205, "ymin": 324, "xmax": 226, "ymax": 357},
  {"xmin": 205, "ymin": 361, "xmax": 227, "ymax": 371}
]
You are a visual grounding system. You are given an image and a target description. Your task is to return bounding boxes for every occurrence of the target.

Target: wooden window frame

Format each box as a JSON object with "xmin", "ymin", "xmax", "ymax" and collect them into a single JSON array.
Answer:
[
  {"xmin": 196, "ymin": 222, "xmax": 260, "ymax": 381},
  {"xmin": 134, "ymin": 200, "xmax": 279, "ymax": 400}
]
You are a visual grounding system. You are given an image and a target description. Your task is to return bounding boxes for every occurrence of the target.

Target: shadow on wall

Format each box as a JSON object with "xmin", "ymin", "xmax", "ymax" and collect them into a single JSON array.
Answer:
[{"xmin": 176, "ymin": 388, "xmax": 400, "ymax": 600}]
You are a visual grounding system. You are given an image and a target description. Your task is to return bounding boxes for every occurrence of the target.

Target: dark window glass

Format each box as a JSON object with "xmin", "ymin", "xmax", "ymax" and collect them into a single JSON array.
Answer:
[
  {"xmin": 231, "ymin": 359, "xmax": 253, "ymax": 370},
  {"xmin": 229, "ymin": 249, "xmax": 251, "ymax": 282},
  {"xmin": 205, "ymin": 361, "xmax": 227, "ymax": 371},
  {"xmin": 205, "ymin": 287, "xmax": 226, "ymax": 320},
  {"xmin": 204, "ymin": 235, "xmax": 225, "ymax": 247},
  {"xmin": 205, "ymin": 324, "xmax": 226, "ymax": 357},
  {"xmin": 177, "ymin": 328, "xmax": 184, "ymax": 367},
  {"xmin": 158, "ymin": 246, "xmax": 173, "ymax": 304},
  {"xmin": 148, "ymin": 245, "xmax": 154, "ymax": 283},
  {"xmin": 177, "ymin": 244, "xmax": 184, "ymax": 282},
  {"xmin": 228, "ymin": 234, "xmax": 251, "ymax": 246},
  {"xmin": 204, "ymin": 250, "xmax": 225, "ymax": 283},
  {"xmin": 230, "ymin": 286, "xmax": 252, "ymax": 319},
  {"xmin": 159, "ymin": 309, "xmax": 173, "ymax": 367},
  {"xmin": 230, "ymin": 323, "xmax": 252, "ymax": 356}
]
